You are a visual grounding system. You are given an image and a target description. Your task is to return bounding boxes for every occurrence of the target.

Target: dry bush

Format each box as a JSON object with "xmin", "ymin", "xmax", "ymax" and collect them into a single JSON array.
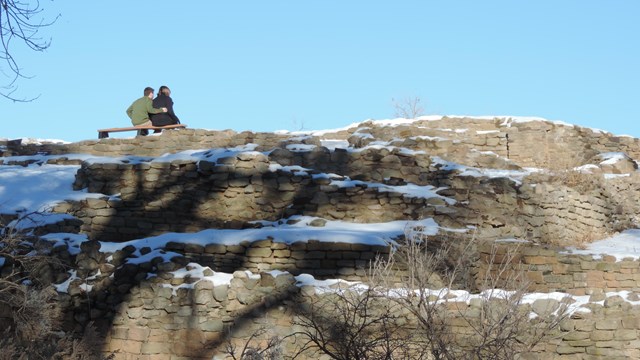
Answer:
[
  {"xmin": 224, "ymin": 327, "xmax": 283, "ymax": 360},
  {"xmin": 392, "ymin": 96, "xmax": 425, "ymax": 119},
  {"xmin": 531, "ymin": 169, "xmax": 605, "ymax": 194},
  {"xmin": 56, "ymin": 322, "xmax": 115, "ymax": 360},
  {"xmin": 290, "ymin": 228, "xmax": 567, "ymax": 359},
  {"xmin": 368, "ymin": 229, "xmax": 568, "ymax": 360},
  {"xmin": 468, "ymin": 243, "xmax": 568, "ymax": 358},
  {"xmin": 291, "ymin": 286, "xmax": 427, "ymax": 360},
  {"xmin": 0, "ymin": 323, "xmax": 115, "ymax": 360},
  {"xmin": 0, "ymin": 229, "xmax": 63, "ymax": 341},
  {"xmin": 565, "ymin": 229, "xmax": 605, "ymax": 250},
  {"xmin": 527, "ymin": 146, "xmax": 605, "ymax": 194},
  {"xmin": 0, "ymin": 219, "xmax": 113, "ymax": 360}
]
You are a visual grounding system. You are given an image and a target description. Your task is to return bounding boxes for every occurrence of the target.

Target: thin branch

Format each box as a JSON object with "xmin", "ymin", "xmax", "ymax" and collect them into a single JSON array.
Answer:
[{"xmin": 0, "ymin": 0, "xmax": 59, "ymax": 101}]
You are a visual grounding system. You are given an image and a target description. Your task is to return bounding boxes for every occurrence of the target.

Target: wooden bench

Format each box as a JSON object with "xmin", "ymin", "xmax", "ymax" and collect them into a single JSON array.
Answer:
[{"xmin": 97, "ymin": 124, "xmax": 187, "ymax": 139}]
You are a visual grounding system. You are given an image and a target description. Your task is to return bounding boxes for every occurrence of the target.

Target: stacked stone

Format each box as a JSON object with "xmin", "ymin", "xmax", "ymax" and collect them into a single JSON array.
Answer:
[
  {"xmin": 101, "ymin": 271, "xmax": 296, "ymax": 358},
  {"xmin": 553, "ymin": 297, "xmax": 640, "ymax": 359},
  {"xmin": 434, "ymin": 173, "xmax": 632, "ymax": 245},
  {"xmin": 61, "ymin": 150, "xmax": 452, "ymax": 241},
  {"xmin": 6, "ymin": 117, "xmax": 640, "ymax": 359},
  {"xmin": 165, "ymin": 238, "xmax": 390, "ymax": 280},
  {"xmin": 476, "ymin": 242, "xmax": 640, "ymax": 295},
  {"xmin": 3, "ymin": 129, "xmax": 297, "ymax": 157},
  {"xmin": 270, "ymin": 146, "xmax": 436, "ymax": 184},
  {"xmin": 4, "ymin": 118, "xmax": 640, "ymax": 171},
  {"xmin": 344, "ymin": 117, "xmax": 510, "ymax": 160},
  {"xmin": 57, "ymin": 138, "xmax": 640, "ymax": 246}
]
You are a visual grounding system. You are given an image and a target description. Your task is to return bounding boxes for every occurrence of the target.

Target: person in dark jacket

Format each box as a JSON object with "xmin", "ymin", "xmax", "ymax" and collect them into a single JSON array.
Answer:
[{"xmin": 150, "ymin": 86, "xmax": 181, "ymax": 130}]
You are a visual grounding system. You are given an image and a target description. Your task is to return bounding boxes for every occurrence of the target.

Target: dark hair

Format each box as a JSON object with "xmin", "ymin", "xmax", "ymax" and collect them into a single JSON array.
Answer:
[
  {"xmin": 143, "ymin": 87, "xmax": 154, "ymax": 96},
  {"xmin": 158, "ymin": 85, "xmax": 170, "ymax": 96}
]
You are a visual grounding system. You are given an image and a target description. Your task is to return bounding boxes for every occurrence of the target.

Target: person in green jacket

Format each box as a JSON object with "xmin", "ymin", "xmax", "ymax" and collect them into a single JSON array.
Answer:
[{"xmin": 126, "ymin": 87, "xmax": 167, "ymax": 128}]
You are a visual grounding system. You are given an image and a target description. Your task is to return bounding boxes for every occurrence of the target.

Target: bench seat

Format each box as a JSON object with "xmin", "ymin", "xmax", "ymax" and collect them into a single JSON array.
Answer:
[{"xmin": 97, "ymin": 124, "xmax": 186, "ymax": 139}]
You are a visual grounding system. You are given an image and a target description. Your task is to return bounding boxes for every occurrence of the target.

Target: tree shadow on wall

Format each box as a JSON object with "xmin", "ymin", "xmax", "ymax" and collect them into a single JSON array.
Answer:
[{"xmin": 66, "ymin": 145, "xmax": 422, "ymax": 358}]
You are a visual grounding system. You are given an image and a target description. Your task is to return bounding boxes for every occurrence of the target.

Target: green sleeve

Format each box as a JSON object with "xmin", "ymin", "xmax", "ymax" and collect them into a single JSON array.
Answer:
[
  {"xmin": 146, "ymin": 100, "xmax": 164, "ymax": 114},
  {"xmin": 126, "ymin": 104, "xmax": 134, "ymax": 119}
]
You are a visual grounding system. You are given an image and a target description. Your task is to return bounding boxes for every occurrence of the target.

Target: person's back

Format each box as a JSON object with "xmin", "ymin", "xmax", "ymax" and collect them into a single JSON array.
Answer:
[
  {"xmin": 126, "ymin": 87, "xmax": 166, "ymax": 126},
  {"xmin": 150, "ymin": 86, "xmax": 180, "ymax": 126}
]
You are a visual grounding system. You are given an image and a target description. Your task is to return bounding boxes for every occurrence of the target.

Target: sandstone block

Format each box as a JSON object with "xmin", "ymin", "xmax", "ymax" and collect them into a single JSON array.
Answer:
[
  {"xmin": 122, "ymin": 340, "xmax": 143, "ymax": 355},
  {"xmin": 590, "ymin": 330, "xmax": 614, "ymax": 341},
  {"xmin": 140, "ymin": 341, "xmax": 169, "ymax": 354},
  {"xmin": 127, "ymin": 327, "xmax": 151, "ymax": 342},
  {"xmin": 614, "ymin": 329, "xmax": 637, "ymax": 341},
  {"xmin": 246, "ymin": 248, "xmax": 272, "ymax": 257},
  {"xmin": 200, "ymin": 319, "xmax": 224, "ymax": 332}
]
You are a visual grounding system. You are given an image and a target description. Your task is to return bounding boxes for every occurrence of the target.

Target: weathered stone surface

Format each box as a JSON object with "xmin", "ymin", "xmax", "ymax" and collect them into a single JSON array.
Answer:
[{"xmin": 15, "ymin": 119, "xmax": 640, "ymax": 359}]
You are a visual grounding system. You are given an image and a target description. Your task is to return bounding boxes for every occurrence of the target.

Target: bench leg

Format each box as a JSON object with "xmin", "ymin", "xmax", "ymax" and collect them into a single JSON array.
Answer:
[{"xmin": 98, "ymin": 132, "xmax": 109, "ymax": 139}]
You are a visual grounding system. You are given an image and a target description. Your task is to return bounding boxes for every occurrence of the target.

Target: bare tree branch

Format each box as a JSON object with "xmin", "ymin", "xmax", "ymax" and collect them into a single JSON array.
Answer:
[
  {"xmin": 0, "ymin": 0, "xmax": 59, "ymax": 102},
  {"xmin": 392, "ymin": 96, "xmax": 425, "ymax": 119},
  {"xmin": 369, "ymin": 228, "xmax": 569, "ymax": 360}
]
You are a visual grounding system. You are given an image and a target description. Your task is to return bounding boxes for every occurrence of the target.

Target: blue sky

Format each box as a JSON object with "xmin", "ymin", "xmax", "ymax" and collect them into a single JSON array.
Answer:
[{"xmin": 3, "ymin": 1, "xmax": 639, "ymax": 142}]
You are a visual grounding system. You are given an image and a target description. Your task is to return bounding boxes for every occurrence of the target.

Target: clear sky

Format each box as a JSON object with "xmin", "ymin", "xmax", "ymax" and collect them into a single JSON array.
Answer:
[{"xmin": 2, "ymin": 1, "xmax": 639, "ymax": 142}]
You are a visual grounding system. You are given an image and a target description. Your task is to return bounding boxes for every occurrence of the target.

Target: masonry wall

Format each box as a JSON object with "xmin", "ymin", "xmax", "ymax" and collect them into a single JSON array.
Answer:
[
  {"xmin": 342, "ymin": 117, "xmax": 640, "ymax": 169},
  {"xmin": 3, "ymin": 118, "xmax": 640, "ymax": 171},
  {"xmin": 165, "ymin": 239, "xmax": 392, "ymax": 280},
  {"xmin": 478, "ymin": 242, "xmax": 640, "ymax": 295},
  {"xmin": 95, "ymin": 279, "xmax": 640, "ymax": 359},
  {"xmin": 57, "ymin": 240, "xmax": 640, "ymax": 360},
  {"xmin": 437, "ymin": 173, "xmax": 640, "ymax": 245},
  {"xmin": 0, "ymin": 129, "xmax": 313, "ymax": 158},
  {"xmin": 58, "ymin": 151, "xmax": 443, "ymax": 242},
  {"xmin": 4, "ymin": 118, "xmax": 640, "ymax": 359},
  {"xmin": 61, "ymin": 151, "xmax": 640, "ymax": 246}
]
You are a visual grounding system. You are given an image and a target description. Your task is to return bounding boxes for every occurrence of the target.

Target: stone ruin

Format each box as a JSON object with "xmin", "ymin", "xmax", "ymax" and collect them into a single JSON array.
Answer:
[{"xmin": 2, "ymin": 116, "xmax": 640, "ymax": 359}]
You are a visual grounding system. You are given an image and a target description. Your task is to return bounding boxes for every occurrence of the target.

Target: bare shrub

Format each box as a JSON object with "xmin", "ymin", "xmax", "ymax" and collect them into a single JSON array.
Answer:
[
  {"xmin": 392, "ymin": 96, "xmax": 425, "ymax": 119},
  {"xmin": 468, "ymin": 242, "xmax": 568, "ymax": 358},
  {"xmin": 369, "ymin": 229, "xmax": 569, "ymax": 360},
  {"xmin": 57, "ymin": 322, "xmax": 116, "ymax": 360},
  {"xmin": 291, "ymin": 286, "xmax": 427, "ymax": 360},
  {"xmin": 0, "ymin": 219, "xmax": 113, "ymax": 359},
  {"xmin": 225, "ymin": 327, "xmax": 283, "ymax": 360},
  {"xmin": 526, "ymin": 169, "xmax": 605, "ymax": 195},
  {"xmin": 0, "ymin": 228, "xmax": 63, "ymax": 340},
  {"xmin": 289, "ymin": 228, "xmax": 567, "ymax": 359},
  {"xmin": 528, "ymin": 144, "xmax": 605, "ymax": 194}
]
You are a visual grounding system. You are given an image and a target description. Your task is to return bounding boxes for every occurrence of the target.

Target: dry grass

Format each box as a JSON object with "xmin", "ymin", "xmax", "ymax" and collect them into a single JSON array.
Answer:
[
  {"xmin": 526, "ymin": 150, "xmax": 606, "ymax": 194},
  {"xmin": 0, "ymin": 219, "xmax": 113, "ymax": 360}
]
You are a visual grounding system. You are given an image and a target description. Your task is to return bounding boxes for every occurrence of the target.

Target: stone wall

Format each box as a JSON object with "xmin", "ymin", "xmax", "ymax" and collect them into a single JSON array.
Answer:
[
  {"xmin": 342, "ymin": 117, "xmax": 640, "ymax": 169},
  {"xmin": 4, "ymin": 117, "xmax": 640, "ymax": 359},
  {"xmin": 62, "ymin": 149, "xmax": 640, "ymax": 245},
  {"xmin": 95, "ymin": 277, "xmax": 640, "ymax": 359},
  {"xmin": 0, "ymin": 129, "xmax": 314, "ymax": 158},
  {"xmin": 165, "ymin": 239, "xmax": 391, "ymax": 280},
  {"xmin": 478, "ymin": 242, "xmax": 640, "ymax": 296},
  {"xmin": 3, "ymin": 117, "xmax": 640, "ymax": 171},
  {"xmin": 56, "ymin": 240, "xmax": 640, "ymax": 360},
  {"xmin": 59, "ymin": 151, "xmax": 443, "ymax": 242},
  {"xmin": 437, "ymin": 173, "xmax": 640, "ymax": 245}
]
